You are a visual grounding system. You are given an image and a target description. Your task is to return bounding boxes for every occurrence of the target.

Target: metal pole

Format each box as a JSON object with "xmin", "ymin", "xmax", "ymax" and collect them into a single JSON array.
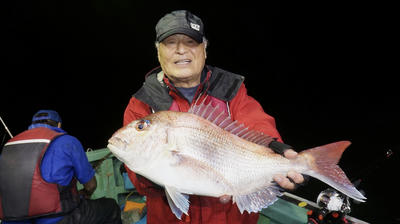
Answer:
[{"xmin": 0, "ymin": 115, "xmax": 13, "ymax": 138}]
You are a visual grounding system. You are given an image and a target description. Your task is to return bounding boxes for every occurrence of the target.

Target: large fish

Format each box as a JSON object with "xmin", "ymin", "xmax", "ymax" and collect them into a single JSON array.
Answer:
[{"xmin": 108, "ymin": 99, "xmax": 366, "ymax": 219}]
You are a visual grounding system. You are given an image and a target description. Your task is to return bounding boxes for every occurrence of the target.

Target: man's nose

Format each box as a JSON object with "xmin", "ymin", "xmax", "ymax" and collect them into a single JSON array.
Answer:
[{"xmin": 176, "ymin": 42, "xmax": 187, "ymax": 54}]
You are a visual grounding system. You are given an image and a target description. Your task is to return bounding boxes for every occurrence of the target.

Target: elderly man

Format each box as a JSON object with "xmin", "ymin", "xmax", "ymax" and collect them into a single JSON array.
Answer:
[{"xmin": 123, "ymin": 10, "xmax": 304, "ymax": 224}]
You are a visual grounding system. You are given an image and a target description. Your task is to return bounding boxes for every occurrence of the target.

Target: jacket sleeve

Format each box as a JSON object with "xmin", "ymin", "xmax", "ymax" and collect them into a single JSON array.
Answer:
[
  {"xmin": 123, "ymin": 97, "xmax": 161, "ymax": 196},
  {"xmin": 229, "ymin": 84, "xmax": 283, "ymax": 143},
  {"xmin": 123, "ymin": 97, "xmax": 152, "ymax": 126}
]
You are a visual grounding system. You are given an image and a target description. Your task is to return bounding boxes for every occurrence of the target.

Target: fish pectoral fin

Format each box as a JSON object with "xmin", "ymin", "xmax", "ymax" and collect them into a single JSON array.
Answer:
[
  {"xmin": 233, "ymin": 185, "xmax": 283, "ymax": 214},
  {"xmin": 165, "ymin": 185, "xmax": 190, "ymax": 219}
]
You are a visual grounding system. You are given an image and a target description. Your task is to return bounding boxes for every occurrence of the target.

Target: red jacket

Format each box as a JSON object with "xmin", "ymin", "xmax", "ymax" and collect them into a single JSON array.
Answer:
[{"xmin": 123, "ymin": 66, "xmax": 282, "ymax": 224}]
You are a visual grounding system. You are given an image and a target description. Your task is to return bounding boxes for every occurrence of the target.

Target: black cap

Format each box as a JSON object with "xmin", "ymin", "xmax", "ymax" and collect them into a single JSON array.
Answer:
[{"xmin": 155, "ymin": 10, "xmax": 204, "ymax": 43}]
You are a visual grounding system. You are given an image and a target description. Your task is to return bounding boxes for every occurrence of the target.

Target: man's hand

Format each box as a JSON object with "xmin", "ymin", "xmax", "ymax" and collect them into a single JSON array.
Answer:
[
  {"xmin": 79, "ymin": 176, "xmax": 97, "ymax": 199},
  {"xmin": 273, "ymin": 149, "xmax": 304, "ymax": 190}
]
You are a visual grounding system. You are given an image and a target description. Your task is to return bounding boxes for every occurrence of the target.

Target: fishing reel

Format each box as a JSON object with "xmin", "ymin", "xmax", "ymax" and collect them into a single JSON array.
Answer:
[
  {"xmin": 307, "ymin": 188, "xmax": 353, "ymax": 224},
  {"xmin": 317, "ymin": 188, "xmax": 351, "ymax": 214}
]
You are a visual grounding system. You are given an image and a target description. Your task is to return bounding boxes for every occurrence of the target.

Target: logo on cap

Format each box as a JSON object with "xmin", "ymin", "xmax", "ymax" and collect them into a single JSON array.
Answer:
[{"xmin": 190, "ymin": 23, "xmax": 200, "ymax": 31}]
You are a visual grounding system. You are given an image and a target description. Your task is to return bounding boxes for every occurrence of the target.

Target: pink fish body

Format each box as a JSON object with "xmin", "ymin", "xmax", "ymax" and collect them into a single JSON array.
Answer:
[{"xmin": 108, "ymin": 100, "xmax": 366, "ymax": 219}]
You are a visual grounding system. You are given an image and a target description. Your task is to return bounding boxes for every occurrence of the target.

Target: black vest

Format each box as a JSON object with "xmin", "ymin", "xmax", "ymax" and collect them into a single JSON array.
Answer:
[{"xmin": 134, "ymin": 66, "xmax": 245, "ymax": 112}]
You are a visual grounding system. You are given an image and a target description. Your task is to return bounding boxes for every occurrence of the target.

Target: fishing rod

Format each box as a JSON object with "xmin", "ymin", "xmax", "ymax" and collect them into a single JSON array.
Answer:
[{"xmin": 0, "ymin": 115, "xmax": 13, "ymax": 138}]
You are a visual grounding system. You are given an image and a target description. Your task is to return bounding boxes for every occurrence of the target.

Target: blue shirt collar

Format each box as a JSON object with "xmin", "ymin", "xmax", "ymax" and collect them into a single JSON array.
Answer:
[{"xmin": 28, "ymin": 123, "xmax": 66, "ymax": 133}]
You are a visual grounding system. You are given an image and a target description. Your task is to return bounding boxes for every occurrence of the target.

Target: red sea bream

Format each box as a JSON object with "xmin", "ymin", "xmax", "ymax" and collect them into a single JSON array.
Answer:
[{"xmin": 107, "ymin": 99, "xmax": 366, "ymax": 219}]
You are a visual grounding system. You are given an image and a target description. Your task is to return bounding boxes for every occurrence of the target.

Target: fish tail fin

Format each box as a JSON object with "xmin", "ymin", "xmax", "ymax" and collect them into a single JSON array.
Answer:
[{"xmin": 300, "ymin": 141, "xmax": 366, "ymax": 202}]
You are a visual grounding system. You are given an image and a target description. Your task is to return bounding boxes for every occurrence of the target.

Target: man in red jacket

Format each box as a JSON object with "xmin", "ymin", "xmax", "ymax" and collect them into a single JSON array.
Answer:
[{"xmin": 123, "ymin": 10, "xmax": 304, "ymax": 224}]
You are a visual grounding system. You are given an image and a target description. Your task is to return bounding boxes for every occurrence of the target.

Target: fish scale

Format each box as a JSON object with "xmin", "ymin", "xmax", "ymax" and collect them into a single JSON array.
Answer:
[
  {"xmin": 172, "ymin": 118, "xmax": 293, "ymax": 190},
  {"xmin": 172, "ymin": 124, "xmax": 269, "ymax": 185}
]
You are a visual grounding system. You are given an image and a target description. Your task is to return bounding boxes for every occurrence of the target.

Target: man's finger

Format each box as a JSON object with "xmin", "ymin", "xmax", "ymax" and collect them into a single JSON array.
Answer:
[
  {"xmin": 283, "ymin": 149, "xmax": 298, "ymax": 159},
  {"xmin": 287, "ymin": 170, "xmax": 304, "ymax": 184},
  {"xmin": 273, "ymin": 174, "xmax": 296, "ymax": 190}
]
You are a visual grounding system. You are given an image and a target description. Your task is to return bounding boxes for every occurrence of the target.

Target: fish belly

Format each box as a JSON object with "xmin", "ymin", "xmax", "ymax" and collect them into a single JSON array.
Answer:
[{"xmin": 165, "ymin": 124, "xmax": 300, "ymax": 196}]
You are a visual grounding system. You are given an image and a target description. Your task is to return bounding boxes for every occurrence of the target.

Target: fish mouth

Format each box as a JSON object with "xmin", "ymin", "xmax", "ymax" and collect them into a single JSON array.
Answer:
[
  {"xmin": 174, "ymin": 59, "xmax": 191, "ymax": 65},
  {"xmin": 107, "ymin": 143, "xmax": 130, "ymax": 165},
  {"xmin": 107, "ymin": 136, "xmax": 128, "ymax": 151},
  {"xmin": 107, "ymin": 142, "xmax": 122, "ymax": 152}
]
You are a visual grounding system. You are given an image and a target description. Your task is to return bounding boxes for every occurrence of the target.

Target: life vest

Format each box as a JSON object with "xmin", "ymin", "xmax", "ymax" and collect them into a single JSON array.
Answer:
[{"xmin": 0, "ymin": 127, "xmax": 80, "ymax": 221}]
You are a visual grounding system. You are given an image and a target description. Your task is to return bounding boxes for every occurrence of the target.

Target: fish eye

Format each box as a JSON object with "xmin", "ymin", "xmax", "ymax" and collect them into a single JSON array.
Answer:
[{"xmin": 136, "ymin": 119, "xmax": 150, "ymax": 131}]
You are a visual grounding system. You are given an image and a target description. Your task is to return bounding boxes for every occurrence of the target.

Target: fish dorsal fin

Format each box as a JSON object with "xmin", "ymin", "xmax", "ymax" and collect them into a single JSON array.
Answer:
[{"xmin": 188, "ymin": 96, "xmax": 274, "ymax": 147}]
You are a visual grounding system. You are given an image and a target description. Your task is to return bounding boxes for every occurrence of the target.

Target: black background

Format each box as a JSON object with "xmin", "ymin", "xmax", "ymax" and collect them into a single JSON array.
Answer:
[{"xmin": 1, "ymin": 1, "xmax": 398, "ymax": 223}]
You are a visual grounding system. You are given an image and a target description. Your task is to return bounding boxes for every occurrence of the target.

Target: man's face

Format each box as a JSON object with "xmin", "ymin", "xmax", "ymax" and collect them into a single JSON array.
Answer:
[{"xmin": 157, "ymin": 34, "xmax": 206, "ymax": 87}]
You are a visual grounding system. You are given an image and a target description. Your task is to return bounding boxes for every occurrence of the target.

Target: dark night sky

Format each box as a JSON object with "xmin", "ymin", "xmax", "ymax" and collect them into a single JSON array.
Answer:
[{"xmin": 1, "ymin": 1, "xmax": 399, "ymax": 223}]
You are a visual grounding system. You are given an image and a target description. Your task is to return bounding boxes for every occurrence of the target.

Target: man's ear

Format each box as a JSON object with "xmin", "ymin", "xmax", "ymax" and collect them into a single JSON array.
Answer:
[{"xmin": 157, "ymin": 47, "xmax": 161, "ymax": 62}]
